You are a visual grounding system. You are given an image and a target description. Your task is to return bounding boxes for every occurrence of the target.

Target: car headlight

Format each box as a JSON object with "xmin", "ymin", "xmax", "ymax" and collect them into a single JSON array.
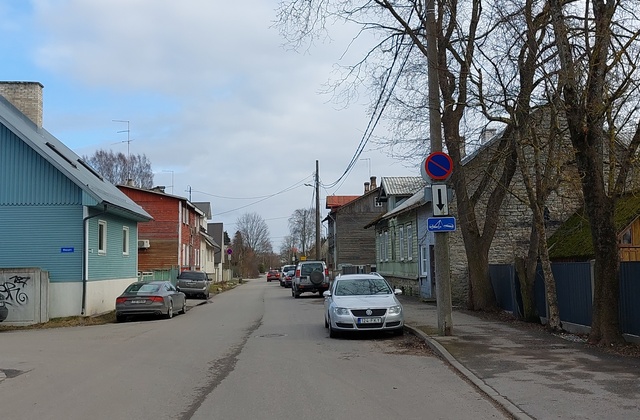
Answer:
[
  {"xmin": 334, "ymin": 307, "xmax": 350, "ymax": 316},
  {"xmin": 388, "ymin": 305, "xmax": 402, "ymax": 315}
]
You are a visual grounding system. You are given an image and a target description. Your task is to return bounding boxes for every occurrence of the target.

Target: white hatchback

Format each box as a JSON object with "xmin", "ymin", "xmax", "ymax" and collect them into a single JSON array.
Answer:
[{"xmin": 323, "ymin": 273, "xmax": 404, "ymax": 338}]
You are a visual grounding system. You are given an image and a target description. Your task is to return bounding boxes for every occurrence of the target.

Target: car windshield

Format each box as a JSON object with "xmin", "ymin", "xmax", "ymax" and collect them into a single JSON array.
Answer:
[
  {"xmin": 286, "ymin": 270, "xmax": 295, "ymax": 276},
  {"xmin": 178, "ymin": 272, "xmax": 206, "ymax": 280},
  {"xmin": 283, "ymin": 265, "xmax": 296, "ymax": 272},
  {"xmin": 334, "ymin": 278, "xmax": 392, "ymax": 296},
  {"xmin": 126, "ymin": 283, "xmax": 161, "ymax": 294},
  {"xmin": 300, "ymin": 263, "xmax": 323, "ymax": 276}
]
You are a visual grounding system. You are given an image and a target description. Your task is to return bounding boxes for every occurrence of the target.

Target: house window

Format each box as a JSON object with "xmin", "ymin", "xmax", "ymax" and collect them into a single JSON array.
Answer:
[
  {"xmin": 98, "ymin": 220, "xmax": 107, "ymax": 255},
  {"xmin": 374, "ymin": 197, "xmax": 383, "ymax": 207},
  {"xmin": 406, "ymin": 223, "xmax": 413, "ymax": 260},
  {"xmin": 420, "ymin": 245, "xmax": 428, "ymax": 276},
  {"xmin": 621, "ymin": 228, "xmax": 632, "ymax": 245},
  {"xmin": 122, "ymin": 226, "xmax": 130, "ymax": 255},
  {"xmin": 399, "ymin": 226, "xmax": 405, "ymax": 261},
  {"xmin": 182, "ymin": 205, "xmax": 189, "ymax": 224},
  {"xmin": 383, "ymin": 230, "xmax": 389, "ymax": 262}
]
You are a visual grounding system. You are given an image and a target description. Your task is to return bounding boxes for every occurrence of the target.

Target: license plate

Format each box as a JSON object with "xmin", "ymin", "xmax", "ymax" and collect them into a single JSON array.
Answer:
[
  {"xmin": 357, "ymin": 317, "xmax": 382, "ymax": 324},
  {"xmin": 130, "ymin": 300, "xmax": 146, "ymax": 304}
]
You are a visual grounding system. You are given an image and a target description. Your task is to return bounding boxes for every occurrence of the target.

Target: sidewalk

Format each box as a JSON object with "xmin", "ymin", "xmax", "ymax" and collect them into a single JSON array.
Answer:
[{"xmin": 399, "ymin": 296, "xmax": 640, "ymax": 420}]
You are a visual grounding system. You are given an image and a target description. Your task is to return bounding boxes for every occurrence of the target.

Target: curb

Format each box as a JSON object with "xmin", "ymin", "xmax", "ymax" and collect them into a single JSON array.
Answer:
[{"xmin": 405, "ymin": 324, "xmax": 533, "ymax": 420}]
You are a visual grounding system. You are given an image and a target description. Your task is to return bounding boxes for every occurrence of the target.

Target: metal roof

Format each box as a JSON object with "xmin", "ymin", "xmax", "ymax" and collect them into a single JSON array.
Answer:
[
  {"xmin": 0, "ymin": 94, "xmax": 151, "ymax": 221},
  {"xmin": 382, "ymin": 189, "xmax": 429, "ymax": 219},
  {"xmin": 380, "ymin": 176, "xmax": 426, "ymax": 196}
]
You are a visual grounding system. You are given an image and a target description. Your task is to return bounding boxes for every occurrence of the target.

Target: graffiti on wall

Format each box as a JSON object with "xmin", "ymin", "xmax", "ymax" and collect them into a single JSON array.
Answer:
[{"xmin": 0, "ymin": 275, "xmax": 31, "ymax": 307}]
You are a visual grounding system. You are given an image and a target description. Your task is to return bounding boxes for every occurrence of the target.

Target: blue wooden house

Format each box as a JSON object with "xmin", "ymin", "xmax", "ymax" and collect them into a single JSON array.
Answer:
[{"xmin": 0, "ymin": 82, "xmax": 152, "ymax": 320}]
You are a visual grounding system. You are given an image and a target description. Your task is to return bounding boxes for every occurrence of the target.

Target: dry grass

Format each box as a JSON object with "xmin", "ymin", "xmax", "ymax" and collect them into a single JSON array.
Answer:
[{"xmin": 0, "ymin": 280, "xmax": 239, "ymax": 332}]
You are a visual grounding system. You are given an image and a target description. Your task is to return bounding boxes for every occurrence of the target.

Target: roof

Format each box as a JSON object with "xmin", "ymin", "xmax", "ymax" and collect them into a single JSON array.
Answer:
[
  {"xmin": 0, "ymin": 94, "xmax": 152, "ymax": 222},
  {"xmin": 118, "ymin": 184, "xmax": 205, "ymax": 216},
  {"xmin": 548, "ymin": 193, "xmax": 640, "ymax": 259},
  {"xmin": 379, "ymin": 177, "xmax": 426, "ymax": 196},
  {"xmin": 326, "ymin": 195, "xmax": 360, "ymax": 210},
  {"xmin": 193, "ymin": 202, "xmax": 212, "ymax": 219},
  {"xmin": 383, "ymin": 189, "xmax": 428, "ymax": 219}
]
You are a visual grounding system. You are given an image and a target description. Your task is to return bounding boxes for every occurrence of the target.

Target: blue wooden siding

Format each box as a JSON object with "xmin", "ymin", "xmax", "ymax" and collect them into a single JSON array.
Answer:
[
  {"xmin": 87, "ymin": 213, "xmax": 138, "ymax": 280},
  {"xmin": 0, "ymin": 124, "xmax": 81, "ymax": 205},
  {"xmin": 0, "ymin": 205, "xmax": 84, "ymax": 281}
]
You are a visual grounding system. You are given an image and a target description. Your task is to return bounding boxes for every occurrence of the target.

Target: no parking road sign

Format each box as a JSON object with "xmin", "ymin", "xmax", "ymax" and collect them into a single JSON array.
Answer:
[{"xmin": 422, "ymin": 151, "xmax": 453, "ymax": 181}]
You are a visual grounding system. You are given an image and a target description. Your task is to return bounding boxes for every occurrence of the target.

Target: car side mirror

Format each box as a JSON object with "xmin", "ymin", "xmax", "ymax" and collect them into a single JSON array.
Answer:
[
  {"xmin": 394, "ymin": 289, "xmax": 403, "ymax": 295},
  {"xmin": 323, "ymin": 290, "xmax": 331, "ymax": 297}
]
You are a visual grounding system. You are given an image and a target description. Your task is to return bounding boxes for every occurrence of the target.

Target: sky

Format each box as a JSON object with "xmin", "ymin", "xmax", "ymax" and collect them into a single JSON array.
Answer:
[{"xmin": 0, "ymin": 0, "xmax": 420, "ymax": 250}]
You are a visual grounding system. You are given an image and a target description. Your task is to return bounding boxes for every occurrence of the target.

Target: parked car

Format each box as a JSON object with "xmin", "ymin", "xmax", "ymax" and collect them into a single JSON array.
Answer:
[
  {"xmin": 323, "ymin": 273, "xmax": 404, "ymax": 338},
  {"xmin": 176, "ymin": 270, "xmax": 211, "ymax": 299},
  {"xmin": 283, "ymin": 269, "xmax": 295, "ymax": 288},
  {"xmin": 267, "ymin": 269, "xmax": 280, "ymax": 282},
  {"xmin": 280, "ymin": 264, "xmax": 297, "ymax": 286},
  {"xmin": 292, "ymin": 260, "xmax": 329, "ymax": 298},
  {"xmin": 115, "ymin": 281, "xmax": 186, "ymax": 322}
]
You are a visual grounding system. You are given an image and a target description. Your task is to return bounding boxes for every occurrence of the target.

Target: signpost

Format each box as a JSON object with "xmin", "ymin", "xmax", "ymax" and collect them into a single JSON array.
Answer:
[{"xmin": 421, "ymin": 151, "xmax": 454, "ymax": 336}]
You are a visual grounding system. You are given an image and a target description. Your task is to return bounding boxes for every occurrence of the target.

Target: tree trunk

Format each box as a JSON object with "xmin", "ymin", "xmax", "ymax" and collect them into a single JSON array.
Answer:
[{"xmin": 516, "ymin": 224, "xmax": 540, "ymax": 322}]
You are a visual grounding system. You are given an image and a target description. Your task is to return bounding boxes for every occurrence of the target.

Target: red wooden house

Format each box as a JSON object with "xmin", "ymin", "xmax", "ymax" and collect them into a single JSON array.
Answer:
[{"xmin": 118, "ymin": 185, "xmax": 205, "ymax": 274}]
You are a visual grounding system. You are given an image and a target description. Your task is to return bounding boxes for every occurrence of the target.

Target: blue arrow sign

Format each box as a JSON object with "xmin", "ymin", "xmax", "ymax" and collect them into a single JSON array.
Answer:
[{"xmin": 427, "ymin": 217, "xmax": 456, "ymax": 232}]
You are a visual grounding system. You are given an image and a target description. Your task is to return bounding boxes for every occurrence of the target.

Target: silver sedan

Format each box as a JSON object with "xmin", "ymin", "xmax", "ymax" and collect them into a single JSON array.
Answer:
[
  {"xmin": 323, "ymin": 274, "xmax": 404, "ymax": 338},
  {"xmin": 115, "ymin": 281, "xmax": 186, "ymax": 322}
]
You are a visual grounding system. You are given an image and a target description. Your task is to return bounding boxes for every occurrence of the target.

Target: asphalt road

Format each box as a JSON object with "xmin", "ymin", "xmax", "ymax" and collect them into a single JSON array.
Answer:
[{"xmin": 0, "ymin": 278, "xmax": 508, "ymax": 420}]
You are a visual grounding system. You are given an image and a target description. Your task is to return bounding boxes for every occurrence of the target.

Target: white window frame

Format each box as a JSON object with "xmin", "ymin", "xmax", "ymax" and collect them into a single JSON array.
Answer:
[
  {"xmin": 383, "ymin": 230, "xmax": 389, "ymax": 262},
  {"xmin": 420, "ymin": 245, "xmax": 428, "ymax": 276},
  {"xmin": 122, "ymin": 226, "xmax": 130, "ymax": 256},
  {"xmin": 399, "ymin": 225, "xmax": 405, "ymax": 261},
  {"xmin": 406, "ymin": 223, "xmax": 413, "ymax": 260},
  {"xmin": 98, "ymin": 220, "xmax": 107, "ymax": 255}
]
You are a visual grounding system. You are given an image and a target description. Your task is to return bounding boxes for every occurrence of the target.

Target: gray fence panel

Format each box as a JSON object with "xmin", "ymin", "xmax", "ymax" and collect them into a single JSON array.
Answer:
[
  {"xmin": 534, "ymin": 265, "xmax": 547, "ymax": 318},
  {"xmin": 489, "ymin": 264, "xmax": 516, "ymax": 313},
  {"xmin": 619, "ymin": 262, "xmax": 640, "ymax": 336},
  {"xmin": 551, "ymin": 262, "xmax": 592, "ymax": 326}
]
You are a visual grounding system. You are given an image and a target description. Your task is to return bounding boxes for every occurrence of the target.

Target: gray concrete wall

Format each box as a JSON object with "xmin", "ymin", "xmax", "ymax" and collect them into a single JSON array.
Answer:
[{"xmin": 0, "ymin": 268, "xmax": 49, "ymax": 325}]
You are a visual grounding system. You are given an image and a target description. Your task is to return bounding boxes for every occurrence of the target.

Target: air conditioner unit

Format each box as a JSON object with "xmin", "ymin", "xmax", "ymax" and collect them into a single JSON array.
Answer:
[{"xmin": 138, "ymin": 240, "xmax": 150, "ymax": 249}]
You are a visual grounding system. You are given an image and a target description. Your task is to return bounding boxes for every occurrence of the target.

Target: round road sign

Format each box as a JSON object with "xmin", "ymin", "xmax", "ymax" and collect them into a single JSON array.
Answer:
[{"xmin": 423, "ymin": 152, "xmax": 453, "ymax": 181}]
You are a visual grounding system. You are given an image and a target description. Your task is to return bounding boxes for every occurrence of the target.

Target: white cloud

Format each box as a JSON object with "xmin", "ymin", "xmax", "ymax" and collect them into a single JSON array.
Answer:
[{"xmin": 19, "ymin": 0, "xmax": 419, "ymax": 247}]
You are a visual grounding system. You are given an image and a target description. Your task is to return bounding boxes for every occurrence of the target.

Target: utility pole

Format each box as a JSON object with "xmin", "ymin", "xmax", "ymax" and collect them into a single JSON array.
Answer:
[
  {"xmin": 315, "ymin": 160, "xmax": 321, "ymax": 260},
  {"xmin": 426, "ymin": 0, "xmax": 453, "ymax": 336}
]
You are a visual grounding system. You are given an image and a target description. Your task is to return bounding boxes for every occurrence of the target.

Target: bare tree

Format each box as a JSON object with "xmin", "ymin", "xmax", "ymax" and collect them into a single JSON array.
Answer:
[
  {"xmin": 288, "ymin": 208, "xmax": 315, "ymax": 257},
  {"xmin": 279, "ymin": 235, "xmax": 297, "ymax": 264},
  {"xmin": 83, "ymin": 149, "xmax": 154, "ymax": 188},
  {"xmin": 235, "ymin": 212, "xmax": 272, "ymax": 254},
  {"xmin": 547, "ymin": 0, "xmax": 640, "ymax": 345},
  {"xmin": 277, "ymin": 0, "xmax": 515, "ymax": 310}
]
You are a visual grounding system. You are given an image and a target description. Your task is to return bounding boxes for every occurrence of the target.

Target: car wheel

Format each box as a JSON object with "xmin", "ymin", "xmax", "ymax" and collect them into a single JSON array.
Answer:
[
  {"xmin": 291, "ymin": 288, "xmax": 295, "ymax": 297},
  {"xmin": 181, "ymin": 300, "xmax": 187, "ymax": 314},
  {"xmin": 324, "ymin": 315, "xmax": 329, "ymax": 328},
  {"xmin": 294, "ymin": 289, "xmax": 300, "ymax": 299},
  {"xmin": 165, "ymin": 302, "xmax": 173, "ymax": 319}
]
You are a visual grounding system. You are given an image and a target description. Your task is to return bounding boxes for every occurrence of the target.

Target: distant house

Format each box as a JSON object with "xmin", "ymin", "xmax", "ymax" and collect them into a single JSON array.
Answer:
[
  {"xmin": 365, "ymin": 177, "xmax": 427, "ymax": 296},
  {"xmin": 118, "ymin": 185, "xmax": 206, "ymax": 278},
  {"xmin": 207, "ymin": 222, "xmax": 227, "ymax": 282},
  {"xmin": 548, "ymin": 193, "xmax": 640, "ymax": 262},
  {"xmin": 193, "ymin": 202, "xmax": 219, "ymax": 277},
  {"xmin": 324, "ymin": 177, "xmax": 384, "ymax": 276},
  {"xmin": 0, "ymin": 82, "xmax": 152, "ymax": 320}
]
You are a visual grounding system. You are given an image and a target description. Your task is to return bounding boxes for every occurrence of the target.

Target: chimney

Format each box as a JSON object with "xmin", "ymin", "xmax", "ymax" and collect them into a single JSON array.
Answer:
[
  {"xmin": 0, "ymin": 82, "xmax": 44, "ymax": 128},
  {"xmin": 364, "ymin": 182, "xmax": 370, "ymax": 193},
  {"xmin": 370, "ymin": 176, "xmax": 377, "ymax": 189}
]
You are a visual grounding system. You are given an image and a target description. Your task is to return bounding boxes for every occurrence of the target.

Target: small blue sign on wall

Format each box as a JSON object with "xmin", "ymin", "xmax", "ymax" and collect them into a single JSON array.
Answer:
[
  {"xmin": 427, "ymin": 217, "xmax": 457, "ymax": 232},
  {"xmin": 61, "ymin": 247, "xmax": 75, "ymax": 253}
]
